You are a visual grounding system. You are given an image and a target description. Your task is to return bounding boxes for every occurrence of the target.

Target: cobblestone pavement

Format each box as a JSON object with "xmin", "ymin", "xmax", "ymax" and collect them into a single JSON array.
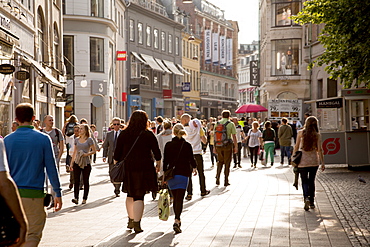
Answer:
[{"xmin": 317, "ymin": 165, "xmax": 370, "ymax": 247}]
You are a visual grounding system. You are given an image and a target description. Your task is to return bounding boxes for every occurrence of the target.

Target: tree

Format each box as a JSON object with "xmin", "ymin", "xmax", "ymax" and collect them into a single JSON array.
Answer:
[{"xmin": 292, "ymin": 0, "xmax": 370, "ymax": 88}]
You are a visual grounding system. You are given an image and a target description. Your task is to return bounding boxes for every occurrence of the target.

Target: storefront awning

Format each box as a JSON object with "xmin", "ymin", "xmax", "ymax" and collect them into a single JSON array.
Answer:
[
  {"xmin": 140, "ymin": 54, "xmax": 165, "ymax": 72},
  {"xmin": 154, "ymin": 58, "xmax": 172, "ymax": 74},
  {"xmin": 131, "ymin": 52, "xmax": 146, "ymax": 63},
  {"xmin": 162, "ymin": 60, "xmax": 184, "ymax": 76},
  {"xmin": 23, "ymin": 56, "xmax": 64, "ymax": 88},
  {"xmin": 176, "ymin": 64, "xmax": 190, "ymax": 75}
]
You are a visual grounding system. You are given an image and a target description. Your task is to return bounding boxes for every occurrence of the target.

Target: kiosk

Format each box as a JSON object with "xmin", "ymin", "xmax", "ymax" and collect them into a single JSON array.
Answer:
[{"xmin": 314, "ymin": 89, "xmax": 370, "ymax": 168}]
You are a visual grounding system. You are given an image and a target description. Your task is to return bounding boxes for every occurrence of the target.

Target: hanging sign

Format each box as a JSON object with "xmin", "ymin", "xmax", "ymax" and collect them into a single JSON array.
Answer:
[
  {"xmin": 15, "ymin": 71, "xmax": 30, "ymax": 80},
  {"xmin": 0, "ymin": 64, "xmax": 15, "ymax": 74}
]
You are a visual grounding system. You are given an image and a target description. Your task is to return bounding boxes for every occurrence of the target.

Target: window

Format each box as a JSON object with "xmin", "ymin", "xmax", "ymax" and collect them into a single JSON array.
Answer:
[
  {"xmin": 63, "ymin": 35, "xmax": 74, "ymax": 79},
  {"xmin": 53, "ymin": 23, "xmax": 60, "ymax": 70},
  {"xmin": 138, "ymin": 23, "xmax": 143, "ymax": 44},
  {"xmin": 273, "ymin": 0, "xmax": 301, "ymax": 27},
  {"xmin": 37, "ymin": 8, "xmax": 45, "ymax": 62},
  {"xmin": 91, "ymin": 0, "xmax": 104, "ymax": 17},
  {"xmin": 129, "ymin": 19, "xmax": 134, "ymax": 41},
  {"xmin": 130, "ymin": 55, "xmax": 141, "ymax": 79},
  {"xmin": 327, "ymin": 79, "xmax": 337, "ymax": 98},
  {"xmin": 161, "ymin": 31, "xmax": 166, "ymax": 51},
  {"xmin": 146, "ymin": 26, "xmax": 151, "ymax": 47},
  {"xmin": 168, "ymin": 34, "xmax": 172, "ymax": 53},
  {"xmin": 154, "ymin": 29, "xmax": 159, "ymax": 49},
  {"xmin": 90, "ymin": 37, "xmax": 104, "ymax": 72},
  {"xmin": 272, "ymin": 39, "xmax": 300, "ymax": 76},
  {"xmin": 175, "ymin": 37, "xmax": 179, "ymax": 55},
  {"xmin": 317, "ymin": 79, "xmax": 323, "ymax": 99}
]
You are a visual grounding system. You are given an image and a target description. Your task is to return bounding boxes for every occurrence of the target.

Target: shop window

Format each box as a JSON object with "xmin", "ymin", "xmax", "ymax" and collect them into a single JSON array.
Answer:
[
  {"xmin": 91, "ymin": 0, "xmax": 104, "ymax": 17},
  {"xmin": 272, "ymin": 39, "xmax": 300, "ymax": 76},
  {"xmin": 90, "ymin": 37, "xmax": 104, "ymax": 72},
  {"xmin": 273, "ymin": 0, "xmax": 301, "ymax": 27},
  {"xmin": 138, "ymin": 23, "xmax": 143, "ymax": 44},
  {"xmin": 327, "ymin": 78, "xmax": 337, "ymax": 98}
]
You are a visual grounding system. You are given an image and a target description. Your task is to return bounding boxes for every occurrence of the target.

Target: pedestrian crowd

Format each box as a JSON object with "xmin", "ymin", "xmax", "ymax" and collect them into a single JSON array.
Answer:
[{"xmin": 0, "ymin": 103, "xmax": 325, "ymax": 246}]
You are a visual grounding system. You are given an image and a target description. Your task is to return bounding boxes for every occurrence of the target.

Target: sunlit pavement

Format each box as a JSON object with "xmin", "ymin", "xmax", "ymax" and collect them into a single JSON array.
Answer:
[{"xmin": 39, "ymin": 150, "xmax": 351, "ymax": 247}]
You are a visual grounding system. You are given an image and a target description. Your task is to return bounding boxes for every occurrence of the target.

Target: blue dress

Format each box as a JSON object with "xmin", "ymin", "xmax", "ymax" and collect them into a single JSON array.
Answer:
[{"xmin": 167, "ymin": 175, "xmax": 189, "ymax": 190}]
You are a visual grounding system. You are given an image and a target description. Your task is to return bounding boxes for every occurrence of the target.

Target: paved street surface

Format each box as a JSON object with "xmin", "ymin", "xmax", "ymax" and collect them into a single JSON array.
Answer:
[{"xmin": 39, "ymin": 150, "xmax": 364, "ymax": 247}]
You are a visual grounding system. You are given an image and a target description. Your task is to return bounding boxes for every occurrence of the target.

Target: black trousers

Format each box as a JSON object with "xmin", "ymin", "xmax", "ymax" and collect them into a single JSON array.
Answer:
[
  {"xmin": 187, "ymin": 154, "xmax": 206, "ymax": 195},
  {"xmin": 73, "ymin": 163, "xmax": 92, "ymax": 200},
  {"xmin": 171, "ymin": 189, "xmax": 186, "ymax": 220},
  {"xmin": 249, "ymin": 146, "xmax": 259, "ymax": 164},
  {"xmin": 233, "ymin": 142, "xmax": 242, "ymax": 165}
]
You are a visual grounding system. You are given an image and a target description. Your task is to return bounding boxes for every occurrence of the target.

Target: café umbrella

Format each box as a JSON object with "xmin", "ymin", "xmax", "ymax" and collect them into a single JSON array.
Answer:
[{"xmin": 235, "ymin": 104, "xmax": 268, "ymax": 113}]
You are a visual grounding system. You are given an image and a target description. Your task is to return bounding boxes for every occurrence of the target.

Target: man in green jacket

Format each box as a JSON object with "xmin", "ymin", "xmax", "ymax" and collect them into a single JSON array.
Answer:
[{"xmin": 278, "ymin": 117, "xmax": 293, "ymax": 165}]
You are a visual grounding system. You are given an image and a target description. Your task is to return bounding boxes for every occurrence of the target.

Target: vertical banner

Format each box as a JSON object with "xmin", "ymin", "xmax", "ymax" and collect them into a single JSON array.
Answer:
[
  {"xmin": 226, "ymin": 38, "xmax": 233, "ymax": 69},
  {"xmin": 212, "ymin": 33, "xmax": 219, "ymax": 66},
  {"xmin": 204, "ymin": 30, "xmax": 212, "ymax": 64},
  {"xmin": 250, "ymin": 60, "xmax": 260, "ymax": 86},
  {"xmin": 220, "ymin": 35, "xmax": 226, "ymax": 67}
]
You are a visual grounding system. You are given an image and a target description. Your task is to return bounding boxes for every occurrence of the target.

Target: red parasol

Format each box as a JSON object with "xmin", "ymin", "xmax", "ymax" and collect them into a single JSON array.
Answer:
[{"xmin": 235, "ymin": 104, "xmax": 268, "ymax": 113}]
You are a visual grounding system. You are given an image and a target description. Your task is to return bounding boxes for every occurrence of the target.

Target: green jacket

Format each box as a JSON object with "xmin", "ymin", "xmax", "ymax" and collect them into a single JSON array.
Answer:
[{"xmin": 278, "ymin": 124, "xmax": 293, "ymax": 146}]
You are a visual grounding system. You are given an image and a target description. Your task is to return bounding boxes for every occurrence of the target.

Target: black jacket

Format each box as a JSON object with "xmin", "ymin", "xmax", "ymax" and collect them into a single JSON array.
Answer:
[{"xmin": 163, "ymin": 137, "xmax": 197, "ymax": 177}]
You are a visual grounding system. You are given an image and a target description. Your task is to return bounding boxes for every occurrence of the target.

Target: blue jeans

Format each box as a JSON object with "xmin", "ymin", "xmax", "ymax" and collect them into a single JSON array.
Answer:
[
  {"xmin": 280, "ymin": 145, "xmax": 291, "ymax": 163},
  {"xmin": 298, "ymin": 166, "xmax": 319, "ymax": 202}
]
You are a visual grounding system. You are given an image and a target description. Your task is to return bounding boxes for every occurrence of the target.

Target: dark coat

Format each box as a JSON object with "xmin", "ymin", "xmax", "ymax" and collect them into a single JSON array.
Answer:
[
  {"xmin": 163, "ymin": 137, "xmax": 197, "ymax": 177},
  {"xmin": 114, "ymin": 130, "xmax": 161, "ymax": 195}
]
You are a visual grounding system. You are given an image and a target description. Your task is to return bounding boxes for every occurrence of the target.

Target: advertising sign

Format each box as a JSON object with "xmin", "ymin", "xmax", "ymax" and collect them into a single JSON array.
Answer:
[
  {"xmin": 116, "ymin": 51, "xmax": 127, "ymax": 61},
  {"xmin": 250, "ymin": 60, "xmax": 259, "ymax": 86},
  {"xmin": 220, "ymin": 36, "xmax": 226, "ymax": 67},
  {"xmin": 182, "ymin": 82, "xmax": 191, "ymax": 92},
  {"xmin": 212, "ymin": 33, "xmax": 219, "ymax": 66},
  {"xmin": 204, "ymin": 30, "xmax": 211, "ymax": 64},
  {"xmin": 268, "ymin": 99, "xmax": 302, "ymax": 120},
  {"xmin": 226, "ymin": 38, "xmax": 233, "ymax": 69},
  {"xmin": 316, "ymin": 98, "xmax": 343, "ymax": 108}
]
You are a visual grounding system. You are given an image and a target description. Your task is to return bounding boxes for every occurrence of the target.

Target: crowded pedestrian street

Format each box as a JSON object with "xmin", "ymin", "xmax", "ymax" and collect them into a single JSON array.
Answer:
[{"xmin": 37, "ymin": 149, "xmax": 370, "ymax": 247}]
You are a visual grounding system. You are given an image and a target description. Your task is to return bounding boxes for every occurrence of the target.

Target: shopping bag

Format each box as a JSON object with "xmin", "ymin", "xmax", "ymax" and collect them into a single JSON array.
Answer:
[
  {"xmin": 158, "ymin": 189, "xmax": 170, "ymax": 221},
  {"xmin": 259, "ymin": 151, "xmax": 264, "ymax": 161}
]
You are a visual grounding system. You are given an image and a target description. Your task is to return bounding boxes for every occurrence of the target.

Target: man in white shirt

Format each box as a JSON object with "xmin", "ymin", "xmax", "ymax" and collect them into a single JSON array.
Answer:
[
  {"xmin": 103, "ymin": 117, "xmax": 122, "ymax": 197},
  {"xmin": 232, "ymin": 117, "xmax": 244, "ymax": 168},
  {"xmin": 180, "ymin": 114, "xmax": 210, "ymax": 200}
]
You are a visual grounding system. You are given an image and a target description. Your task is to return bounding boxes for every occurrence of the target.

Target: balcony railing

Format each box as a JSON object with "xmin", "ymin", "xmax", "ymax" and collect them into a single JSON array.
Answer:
[{"xmin": 129, "ymin": 0, "xmax": 168, "ymax": 18}]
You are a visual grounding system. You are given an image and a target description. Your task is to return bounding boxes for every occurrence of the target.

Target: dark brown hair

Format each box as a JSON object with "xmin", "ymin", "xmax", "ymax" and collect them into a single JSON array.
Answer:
[
  {"xmin": 15, "ymin": 103, "xmax": 34, "ymax": 123},
  {"xmin": 126, "ymin": 110, "xmax": 149, "ymax": 134},
  {"xmin": 302, "ymin": 116, "xmax": 319, "ymax": 151}
]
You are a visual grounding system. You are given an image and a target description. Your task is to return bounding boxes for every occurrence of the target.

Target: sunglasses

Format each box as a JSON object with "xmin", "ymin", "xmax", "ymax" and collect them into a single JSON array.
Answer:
[{"xmin": 113, "ymin": 123, "xmax": 120, "ymax": 126}]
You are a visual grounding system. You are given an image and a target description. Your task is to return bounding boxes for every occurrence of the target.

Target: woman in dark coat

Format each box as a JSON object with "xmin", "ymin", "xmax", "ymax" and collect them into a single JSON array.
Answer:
[
  {"xmin": 163, "ymin": 123, "xmax": 197, "ymax": 234},
  {"xmin": 114, "ymin": 110, "xmax": 161, "ymax": 233}
]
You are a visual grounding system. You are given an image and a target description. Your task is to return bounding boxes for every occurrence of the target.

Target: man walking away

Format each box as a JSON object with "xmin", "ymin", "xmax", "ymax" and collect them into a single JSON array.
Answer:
[
  {"xmin": 42, "ymin": 115, "xmax": 64, "ymax": 169},
  {"xmin": 180, "ymin": 114, "xmax": 210, "ymax": 200},
  {"xmin": 214, "ymin": 110, "xmax": 238, "ymax": 186},
  {"xmin": 103, "ymin": 117, "xmax": 122, "ymax": 197},
  {"xmin": 5, "ymin": 103, "xmax": 62, "ymax": 246},
  {"xmin": 232, "ymin": 117, "xmax": 244, "ymax": 168},
  {"xmin": 278, "ymin": 117, "xmax": 293, "ymax": 165}
]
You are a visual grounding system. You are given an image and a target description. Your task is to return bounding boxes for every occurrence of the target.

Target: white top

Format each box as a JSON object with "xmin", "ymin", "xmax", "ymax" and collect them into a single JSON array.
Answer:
[
  {"xmin": 184, "ymin": 120, "xmax": 202, "ymax": 154},
  {"xmin": 66, "ymin": 134, "xmax": 77, "ymax": 155},
  {"xmin": 0, "ymin": 139, "xmax": 9, "ymax": 172},
  {"xmin": 235, "ymin": 125, "xmax": 243, "ymax": 143},
  {"xmin": 248, "ymin": 129, "xmax": 262, "ymax": 147}
]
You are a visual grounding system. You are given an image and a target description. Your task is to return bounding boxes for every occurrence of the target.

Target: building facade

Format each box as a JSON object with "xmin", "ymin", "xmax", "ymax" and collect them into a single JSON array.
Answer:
[{"xmin": 0, "ymin": 0, "xmax": 65, "ymax": 137}]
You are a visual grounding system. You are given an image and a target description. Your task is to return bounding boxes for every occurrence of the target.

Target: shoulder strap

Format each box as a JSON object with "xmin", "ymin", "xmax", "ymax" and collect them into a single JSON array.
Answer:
[{"xmin": 122, "ymin": 131, "xmax": 142, "ymax": 161}]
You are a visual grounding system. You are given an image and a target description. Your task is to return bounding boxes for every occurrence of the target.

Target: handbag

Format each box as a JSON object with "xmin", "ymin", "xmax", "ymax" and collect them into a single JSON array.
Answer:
[
  {"xmin": 164, "ymin": 142, "xmax": 184, "ymax": 182},
  {"xmin": 0, "ymin": 195, "xmax": 20, "ymax": 246},
  {"xmin": 110, "ymin": 132, "xmax": 142, "ymax": 183},
  {"xmin": 259, "ymin": 150, "xmax": 264, "ymax": 161},
  {"xmin": 158, "ymin": 189, "xmax": 170, "ymax": 221},
  {"xmin": 291, "ymin": 150, "xmax": 302, "ymax": 167}
]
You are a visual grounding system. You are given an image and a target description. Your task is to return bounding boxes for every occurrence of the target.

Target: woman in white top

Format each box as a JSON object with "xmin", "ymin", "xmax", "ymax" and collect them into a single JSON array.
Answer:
[
  {"xmin": 245, "ymin": 121, "xmax": 263, "ymax": 168},
  {"xmin": 156, "ymin": 121, "xmax": 173, "ymax": 178}
]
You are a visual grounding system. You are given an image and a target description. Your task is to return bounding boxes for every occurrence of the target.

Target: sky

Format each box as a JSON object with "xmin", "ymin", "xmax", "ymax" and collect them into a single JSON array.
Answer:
[{"xmin": 208, "ymin": 0, "xmax": 259, "ymax": 44}]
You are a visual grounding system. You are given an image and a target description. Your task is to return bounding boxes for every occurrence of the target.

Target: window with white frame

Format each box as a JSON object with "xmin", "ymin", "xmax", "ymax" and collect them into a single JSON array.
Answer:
[
  {"xmin": 154, "ymin": 29, "xmax": 159, "ymax": 49},
  {"xmin": 138, "ymin": 23, "xmax": 143, "ymax": 44},
  {"xmin": 175, "ymin": 37, "xmax": 179, "ymax": 55},
  {"xmin": 161, "ymin": 31, "xmax": 166, "ymax": 51},
  {"xmin": 90, "ymin": 37, "xmax": 104, "ymax": 72},
  {"xmin": 129, "ymin": 19, "xmax": 134, "ymax": 41},
  {"xmin": 168, "ymin": 34, "xmax": 172, "ymax": 53},
  {"xmin": 91, "ymin": 0, "xmax": 104, "ymax": 17},
  {"xmin": 146, "ymin": 26, "xmax": 151, "ymax": 47}
]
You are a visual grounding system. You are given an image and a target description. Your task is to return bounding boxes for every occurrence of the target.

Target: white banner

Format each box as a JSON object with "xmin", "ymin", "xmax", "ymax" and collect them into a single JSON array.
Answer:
[
  {"xmin": 226, "ymin": 38, "xmax": 233, "ymax": 68},
  {"xmin": 212, "ymin": 33, "xmax": 219, "ymax": 65},
  {"xmin": 220, "ymin": 36, "xmax": 226, "ymax": 66},
  {"xmin": 204, "ymin": 30, "xmax": 211, "ymax": 64}
]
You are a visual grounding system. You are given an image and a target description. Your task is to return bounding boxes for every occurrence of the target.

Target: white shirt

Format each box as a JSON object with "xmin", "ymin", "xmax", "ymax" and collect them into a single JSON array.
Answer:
[
  {"xmin": 235, "ymin": 125, "xmax": 243, "ymax": 143},
  {"xmin": 184, "ymin": 119, "xmax": 202, "ymax": 154},
  {"xmin": 0, "ymin": 139, "xmax": 9, "ymax": 172},
  {"xmin": 66, "ymin": 134, "xmax": 76, "ymax": 155},
  {"xmin": 248, "ymin": 129, "xmax": 262, "ymax": 148}
]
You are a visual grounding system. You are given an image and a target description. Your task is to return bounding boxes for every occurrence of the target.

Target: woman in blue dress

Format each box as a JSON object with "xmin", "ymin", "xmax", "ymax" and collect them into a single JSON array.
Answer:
[{"xmin": 163, "ymin": 123, "xmax": 197, "ymax": 233}]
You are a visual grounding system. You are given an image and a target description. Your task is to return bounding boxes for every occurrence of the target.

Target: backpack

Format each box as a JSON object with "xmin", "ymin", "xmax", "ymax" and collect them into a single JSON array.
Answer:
[
  {"xmin": 214, "ymin": 121, "xmax": 232, "ymax": 147},
  {"xmin": 65, "ymin": 122, "xmax": 76, "ymax": 137}
]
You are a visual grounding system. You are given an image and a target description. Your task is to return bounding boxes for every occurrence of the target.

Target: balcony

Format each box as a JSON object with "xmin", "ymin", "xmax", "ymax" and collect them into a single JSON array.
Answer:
[{"xmin": 129, "ymin": 0, "xmax": 168, "ymax": 18}]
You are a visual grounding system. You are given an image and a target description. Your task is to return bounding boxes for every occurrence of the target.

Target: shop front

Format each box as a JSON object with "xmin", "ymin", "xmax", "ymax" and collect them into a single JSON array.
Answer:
[
  {"xmin": 127, "ymin": 95, "xmax": 141, "ymax": 118},
  {"xmin": 184, "ymin": 98, "xmax": 200, "ymax": 118},
  {"xmin": 222, "ymin": 102, "xmax": 238, "ymax": 116},
  {"xmin": 201, "ymin": 100, "xmax": 219, "ymax": 119}
]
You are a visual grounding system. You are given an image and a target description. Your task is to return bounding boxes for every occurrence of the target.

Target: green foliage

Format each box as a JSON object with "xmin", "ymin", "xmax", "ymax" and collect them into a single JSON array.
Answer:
[{"xmin": 292, "ymin": 0, "xmax": 370, "ymax": 88}]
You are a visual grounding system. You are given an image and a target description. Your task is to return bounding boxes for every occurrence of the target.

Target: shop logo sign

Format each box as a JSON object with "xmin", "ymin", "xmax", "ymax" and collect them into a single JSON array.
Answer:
[{"xmin": 322, "ymin": 138, "xmax": 340, "ymax": 155}]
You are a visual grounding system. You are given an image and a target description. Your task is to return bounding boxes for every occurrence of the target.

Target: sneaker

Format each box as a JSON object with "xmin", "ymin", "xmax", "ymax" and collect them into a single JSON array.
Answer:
[
  {"xmin": 201, "ymin": 190, "xmax": 210, "ymax": 196},
  {"xmin": 304, "ymin": 198, "xmax": 310, "ymax": 211},
  {"xmin": 173, "ymin": 223, "xmax": 182, "ymax": 233},
  {"xmin": 72, "ymin": 198, "xmax": 78, "ymax": 205},
  {"xmin": 185, "ymin": 194, "xmax": 192, "ymax": 201}
]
